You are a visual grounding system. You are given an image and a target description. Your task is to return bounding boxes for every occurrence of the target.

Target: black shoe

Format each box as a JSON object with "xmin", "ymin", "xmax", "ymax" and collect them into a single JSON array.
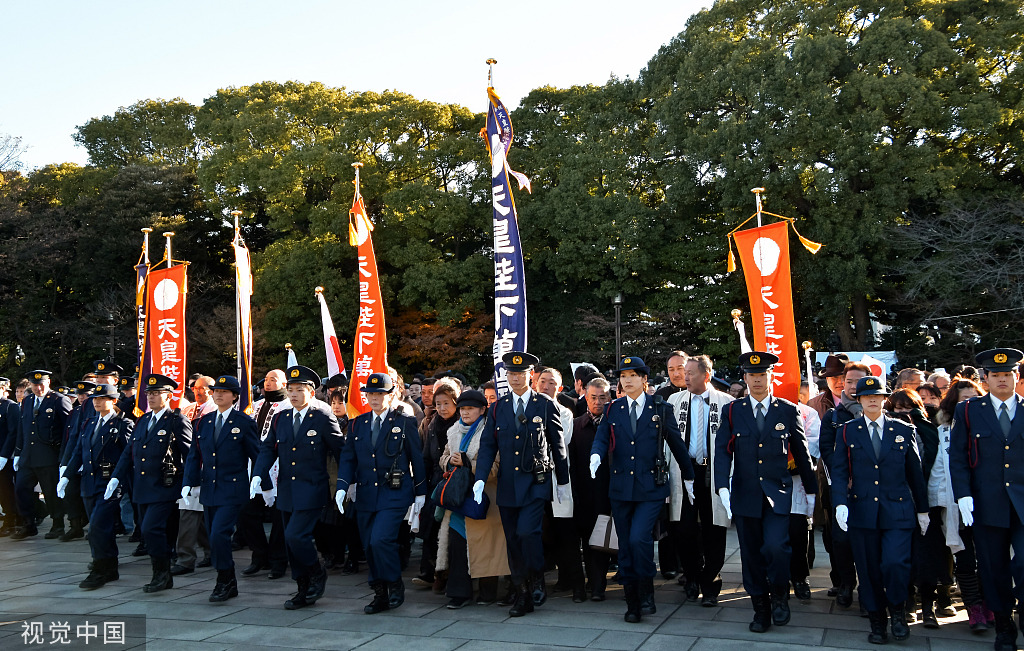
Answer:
[
  {"xmin": 640, "ymin": 578, "xmax": 656, "ymax": 615},
  {"xmin": 44, "ymin": 524, "xmax": 65, "ymax": 539},
  {"xmin": 749, "ymin": 595, "xmax": 772, "ymax": 633},
  {"xmin": 889, "ymin": 604, "xmax": 910, "ymax": 641},
  {"xmin": 921, "ymin": 607, "xmax": 939, "ymax": 629},
  {"xmin": 509, "ymin": 583, "xmax": 534, "ymax": 617},
  {"xmin": 79, "ymin": 558, "xmax": 118, "ymax": 591},
  {"xmin": 364, "ymin": 582, "xmax": 390, "ymax": 614},
  {"xmin": 209, "ymin": 571, "xmax": 238, "ymax": 602},
  {"xmin": 143, "ymin": 557, "xmax": 173, "ymax": 593},
  {"xmin": 0, "ymin": 524, "xmax": 14, "ymax": 537},
  {"xmin": 530, "ymin": 573, "xmax": 547, "ymax": 607},
  {"xmin": 701, "ymin": 595, "xmax": 719, "ymax": 607},
  {"xmin": 306, "ymin": 565, "xmax": 327, "ymax": 603},
  {"xmin": 994, "ymin": 612, "xmax": 1018, "ymax": 651},
  {"xmin": 268, "ymin": 567, "xmax": 287, "ymax": 580},
  {"xmin": 447, "ymin": 597, "xmax": 470, "ymax": 609},
  {"xmin": 128, "ymin": 529, "xmax": 142, "ymax": 543},
  {"xmin": 388, "ymin": 578, "xmax": 405, "ymax": 609},
  {"xmin": 285, "ymin": 578, "xmax": 311, "ymax": 610},
  {"xmin": 10, "ymin": 525, "xmax": 38, "ymax": 540},
  {"xmin": 197, "ymin": 557, "xmax": 212, "ymax": 568},
  {"xmin": 572, "ymin": 583, "xmax": 587, "ymax": 603},
  {"xmin": 793, "ymin": 580, "xmax": 812, "ymax": 602},
  {"xmin": 624, "ymin": 582, "xmax": 642, "ymax": 624},
  {"xmin": 60, "ymin": 523, "xmax": 85, "ymax": 542},
  {"xmin": 411, "ymin": 573, "xmax": 433, "ymax": 588},
  {"xmin": 241, "ymin": 562, "xmax": 267, "ymax": 576},
  {"xmin": 827, "ymin": 586, "xmax": 839, "ymax": 597},
  {"xmin": 771, "ymin": 585, "xmax": 791, "ymax": 626},
  {"xmin": 341, "ymin": 560, "xmax": 359, "ymax": 575},
  {"xmin": 836, "ymin": 585, "xmax": 854, "ymax": 608},
  {"xmin": 169, "ymin": 564, "xmax": 194, "ymax": 576},
  {"xmin": 867, "ymin": 611, "xmax": 889, "ymax": 645},
  {"xmin": 498, "ymin": 582, "xmax": 518, "ymax": 606},
  {"xmin": 661, "ymin": 570, "xmax": 678, "ymax": 580},
  {"xmin": 131, "ymin": 542, "xmax": 148, "ymax": 557},
  {"xmin": 113, "ymin": 522, "xmax": 127, "ymax": 536},
  {"xmin": 684, "ymin": 581, "xmax": 700, "ymax": 602}
]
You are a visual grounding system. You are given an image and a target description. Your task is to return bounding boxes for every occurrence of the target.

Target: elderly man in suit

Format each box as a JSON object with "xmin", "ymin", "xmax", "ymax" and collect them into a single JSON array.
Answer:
[
  {"xmin": 714, "ymin": 352, "xmax": 817, "ymax": 633},
  {"xmin": 591, "ymin": 356, "xmax": 695, "ymax": 623},
  {"xmin": 473, "ymin": 351, "xmax": 570, "ymax": 618},
  {"xmin": 251, "ymin": 365, "xmax": 344, "ymax": 610},
  {"xmin": 950, "ymin": 348, "xmax": 1024, "ymax": 651}
]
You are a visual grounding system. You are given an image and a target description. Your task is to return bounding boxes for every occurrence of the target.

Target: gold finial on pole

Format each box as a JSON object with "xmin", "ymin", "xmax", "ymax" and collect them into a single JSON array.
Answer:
[
  {"xmin": 751, "ymin": 187, "xmax": 766, "ymax": 227},
  {"xmin": 141, "ymin": 227, "xmax": 153, "ymax": 264},
  {"xmin": 486, "ymin": 58, "xmax": 497, "ymax": 88},
  {"xmin": 314, "ymin": 286, "xmax": 324, "ymax": 295},
  {"xmin": 230, "ymin": 210, "xmax": 242, "ymax": 233},
  {"xmin": 162, "ymin": 231, "xmax": 175, "ymax": 268},
  {"xmin": 284, "ymin": 343, "xmax": 292, "ymax": 351},
  {"xmin": 352, "ymin": 161, "xmax": 363, "ymax": 196},
  {"xmin": 730, "ymin": 308, "xmax": 742, "ymax": 321},
  {"xmin": 802, "ymin": 341, "xmax": 813, "ymax": 351}
]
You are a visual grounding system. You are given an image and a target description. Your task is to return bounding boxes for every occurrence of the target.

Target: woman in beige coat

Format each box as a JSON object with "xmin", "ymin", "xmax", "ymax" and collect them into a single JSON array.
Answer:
[{"xmin": 436, "ymin": 390, "xmax": 509, "ymax": 608}]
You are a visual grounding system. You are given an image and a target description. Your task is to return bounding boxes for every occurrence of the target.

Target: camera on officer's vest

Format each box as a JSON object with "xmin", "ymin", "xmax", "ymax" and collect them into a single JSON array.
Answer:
[
  {"xmin": 161, "ymin": 458, "xmax": 178, "ymax": 487},
  {"xmin": 98, "ymin": 462, "xmax": 113, "ymax": 480},
  {"xmin": 387, "ymin": 468, "xmax": 405, "ymax": 489}
]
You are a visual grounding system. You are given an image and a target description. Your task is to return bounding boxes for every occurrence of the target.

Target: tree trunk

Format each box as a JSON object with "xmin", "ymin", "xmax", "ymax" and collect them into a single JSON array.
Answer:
[
  {"xmin": 852, "ymin": 294, "xmax": 871, "ymax": 349},
  {"xmin": 836, "ymin": 304, "xmax": 856, "ymax": 350}
]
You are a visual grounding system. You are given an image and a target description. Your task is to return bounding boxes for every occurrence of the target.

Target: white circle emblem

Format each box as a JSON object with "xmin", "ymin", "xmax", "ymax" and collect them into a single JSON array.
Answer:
[
  {"xmin": 751, "ymin": 237, "xmax": 781, "ymax": 277},
  {"xmin": 153, "ymin": 278, "xmax": 179, "ymax": 311}
]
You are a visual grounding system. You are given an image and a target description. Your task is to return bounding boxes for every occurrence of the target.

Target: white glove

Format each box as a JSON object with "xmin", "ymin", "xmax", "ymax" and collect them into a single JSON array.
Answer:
[
  {"xmin": 249, "ymin": 476, "xmax": 262, "ymax": 499},
  {"xmin": 835, "ymin": 505, "xmax": 849, "ymax": 532},
  {"xmin": 589, "ymin": 453, "xmax": 601, "ymax": 479},
  {"xmin": 556, "ymin": 484, "xmax": 568, "ymax": 504},
  {"xmin": 415, "ymin": 495, "xmax": 425, "ymax": 510},
  {"xmin": 0, "ymin": 457, "xmax": 7, "ymax": 471},
  {"xmin": 958, "ymin": 496, "xmax": 974, "ymax": 527},
  {"xmin": 335, "ymin": 489, "xmax": 346, "ymax": 514},
  {"xmin": 806, "ymin": 494, "xmax": 816, "ymax": 512},
  {"xmin": 917, "ymin": 512, "xmax": 930, "ymax": 536},
  {"xmin": 59, "ymin": 465, "xmax": 67, "ymax": 479},
  {"xmin": 13, "ymin": 456, "xmax": 19, "ymax": 472},
  {"xmin": 56, "ymin": 476, "xmax": 69, "ymax": 498},
  {"xmin": 181, "ymin": 486, "xmax": 194, "ymax": 500},
  {"xmin": 261, "ymin": 490, "xmax": 275, "ymax": 507},
  {"xmin": 684, "ymin": 480, "xmax": 695, "ymax": 504},
  {"xmin": 718, "ymin": 487, "xmax": 732, "ymax": 519},
  {"xmin": 472, "ymin": 480, "xmax": 485, "ymax": 504},
  {"xmin": 103, "ymin": 478, "xmax": 119, "ymax": 501}
]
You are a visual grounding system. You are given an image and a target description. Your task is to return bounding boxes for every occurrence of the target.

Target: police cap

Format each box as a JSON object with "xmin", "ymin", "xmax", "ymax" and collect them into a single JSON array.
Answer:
[
  {"xmin": 91, "ymin": 384, "xmax": 120, "ymax": 400},
  {"xmin": 361, "ymin": 373, "xmax": 394, "ymax": 393},
  {"xmin": 739, "ymin": 352, "xmax": 779, "ymax": 373},
  {"xmin": 503, "ymin": 351, "xmax": 539, "ymax": 372},
  {"xmin": 285, "ymin": 365, "xmax": 320, "ymax": 389},
  {"xmin": 855, "ymin": 376, "xmax": 891, "ymax": 397},
  {"xmin": 75, "ymin": 381, "xmax": 97, "ymax": 395},
  {"xmin": 92, "ymin": 360, "xmax": 123, "ymax": 377},
  {"xmin": 618, "ymin": 356, "xmax": 651, "ymax": 377},
  {"xmin": 27, "ymin": 370, "xmax": 53, "ymax": 384},
  {"xmin": 144, "ymin": 374, "xmax": 178, "ymax": 392},
  {"xmin": 214, "ymin": 375, "xmax": 242, "ymax": 393},
  {"xmin": 975, "ymin": 348, "xmax": 1023, "ymax": 373}
]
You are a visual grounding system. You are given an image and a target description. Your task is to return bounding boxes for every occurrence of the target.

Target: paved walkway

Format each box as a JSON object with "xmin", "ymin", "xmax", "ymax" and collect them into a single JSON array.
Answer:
[{"xmin": 0, "ymin": 524, "xmax": 998, "ymax": 650}]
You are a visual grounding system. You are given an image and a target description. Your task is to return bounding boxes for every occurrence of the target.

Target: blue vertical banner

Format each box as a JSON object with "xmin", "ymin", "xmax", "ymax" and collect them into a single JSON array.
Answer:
[{"xmin": 486, "ymin": 86, "xmax": 531, "ymax": 397}]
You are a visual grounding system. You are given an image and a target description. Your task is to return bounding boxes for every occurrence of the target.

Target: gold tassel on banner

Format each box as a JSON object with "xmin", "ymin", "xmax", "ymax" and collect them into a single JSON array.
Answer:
[
  {"xmin": 727, "ymin": 236, "xmax": 737, "ymax": 273},
  {"xmin": 791, "ymin": 223, "xmax": 822, "ymax": 255}
]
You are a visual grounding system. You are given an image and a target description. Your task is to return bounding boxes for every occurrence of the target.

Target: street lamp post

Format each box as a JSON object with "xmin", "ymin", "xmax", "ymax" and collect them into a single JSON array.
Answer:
[
  {"xmin": 107, "ymin": 312, "xmax": 115, "ymax": 360},
  {"xmin": 613, "ymin": 293, "xmax": 624, "ymax": 367}
]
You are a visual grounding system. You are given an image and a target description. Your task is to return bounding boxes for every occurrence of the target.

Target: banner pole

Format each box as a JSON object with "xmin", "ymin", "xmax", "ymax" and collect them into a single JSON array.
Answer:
[
  {"xmin": 232, "ymin": 210, "xmax": 243, "ymax": 383},
  {"xmin": 141, "ymin": 228, "xmax": 152, "ymax": 264},
  {"xmin": 752, "ymin": 187, "xmax": 765, "ymax": 228},
  {"xmin": 486, "ymin": 58, "xmax": 497, "ymax": 89},
  {"xmin": 163, "ymin": 231, "xmax": 175, "ymax": 268}
]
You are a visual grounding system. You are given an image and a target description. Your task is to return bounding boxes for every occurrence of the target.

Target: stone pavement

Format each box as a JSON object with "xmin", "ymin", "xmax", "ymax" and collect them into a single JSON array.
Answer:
[{"xmin": 0, "ymin": 523, "xmax": 999, "ymax": 651}]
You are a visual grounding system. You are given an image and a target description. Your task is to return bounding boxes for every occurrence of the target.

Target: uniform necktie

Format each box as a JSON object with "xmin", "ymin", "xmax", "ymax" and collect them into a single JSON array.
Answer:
[
  {"xmin": 1000, "ymin": 403, "xmax": 1012, "ymax": 438},
  {"xmin": 755, "ymin": 402, "xmax": 765, "ymax": 434},
  {"xmin": 515, "ymin": 398, "xmax": 525, "ymax": 430},
  {"xmin": 92, "ymin": 418, "xmax": 103, "ymax": 446},
  {"xmin": 871, "ymin": 422, "xmax": 882, "ymax": 458},
  {"xmin": 293, "ymin": 412, "xmax": 302, "ymax": 437},
  {"xmin": 34, "ymin": 396, "xmax": 41, "ymax": 416},
  {"xmin": 630, "ymin": 400, "xmax": 638, "ymax": 434},
  {"xmin": 372, "ymin": 415, "xmax": 381, "ymax": 446},
  {"xmin": 215, "ymin": 413, "xmax": 225, "ymax": 443},
  {"xmin": 148, "ymin": 414, "xmax": 158, "ymax": 435}
]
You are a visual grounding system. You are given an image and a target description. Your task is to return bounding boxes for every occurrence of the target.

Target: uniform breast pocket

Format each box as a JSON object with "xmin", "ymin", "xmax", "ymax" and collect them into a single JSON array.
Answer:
[{"xmin": 771, "ymin": 432, "xmax": 789, "ymax": 455}]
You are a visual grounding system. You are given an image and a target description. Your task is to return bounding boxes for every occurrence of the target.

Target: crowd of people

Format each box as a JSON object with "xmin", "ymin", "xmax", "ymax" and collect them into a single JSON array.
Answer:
[{"xmin": 1, "ymin": 346, "xmax": 1023, "ymax": 650}]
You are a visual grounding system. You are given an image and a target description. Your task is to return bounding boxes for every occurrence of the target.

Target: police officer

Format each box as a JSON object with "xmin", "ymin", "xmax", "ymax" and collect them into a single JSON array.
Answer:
[
  {"xmin": 0, "ymin": 377, "xmax": 21, "ymax": 536},
  {"xmin": 251, "ymin": 365, "xmax": 344, "ymax": 610},
  {"xmin": 182, "ymin": 375, "xmax": 260, "ymax": 602},
  {"xmin": 472, "ymin": 351, "xmax": 570, "ymax": 617},
  {"xmin": 107, "ymin": 374, "xmax": 192, "ymax": 593},
  {"xmin": 590, "ymin": 356, "xmax": 695, "ymax": 623},
  {"xmin": 59, "ymin": 380, "xmax": 99, "ymax": 543},
  {"xmin": 335, "ymin": 372, "xmax": 426, "ymax": 614},
  {"xmin": 714, "ymin": 352, "xmax": 816, "ymax": 633},
  {"xmin": 833, "ymin": 376, "xmax": 929, "ymax": 644},
  {"xmin": 118, "ymin": 376, "xmax": 139, "ymax": 422},
  {"xmin": 12, "ymin": 370, "xmax": 72, "ymax": 540},
  {"xmin": 950, "ymin": 348, "xmax": 1024, "ymax": 651},
  {"xmin": 59, "ymin": 384, "xmax": 133, "ymax": 589}
]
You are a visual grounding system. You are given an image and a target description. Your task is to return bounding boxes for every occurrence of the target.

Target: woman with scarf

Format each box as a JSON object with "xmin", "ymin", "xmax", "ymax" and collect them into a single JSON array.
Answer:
[{"xmin": 436, "ymin": 390, "xmax": 509, "ymax": 608}]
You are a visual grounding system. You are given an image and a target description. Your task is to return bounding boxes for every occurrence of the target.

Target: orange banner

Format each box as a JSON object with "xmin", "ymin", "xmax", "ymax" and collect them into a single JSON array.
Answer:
[
  {"xmin": 345, "ymin": 193, "xmax": 389, "ymax": 419},
  {"xmin": 145, "ymin": 264, "xmax": 188, "ymax": 408},
  {"xmin": 733, "ymin": 221, "xmax": 799, "ymax": 404}
]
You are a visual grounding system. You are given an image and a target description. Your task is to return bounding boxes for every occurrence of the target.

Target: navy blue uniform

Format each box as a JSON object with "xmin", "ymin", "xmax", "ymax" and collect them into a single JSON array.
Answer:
[
  {"xmin": 112, "ymin": 408, "xmax": 192, "ymax": 558},
  {"xmin": 15, "ymin": 391, "xmax": 72, "ymax": 527},
  {"xmin": 338, "ymin": 409, "xmax": 426, "ymax": 584},
  {"xmin": 949, "ymin": 394, "xmax": 1024, "ymax": 615},
  {"xmin": 0, "ymin": 397, "xmax": 20, "ymax": 528},
  {"xmin": 832, "ymin": 415, "xmax": 927, "ymax": 612},
  {"xmin": 253, "ymin": 403, "xmax": 343, "ymax": 579},
  {"xmin": 184, "ymin": 408, "xmax": 260, "ymax": 571},
  {"xmin": 591, "ymin": 394, "xmax": 692, "ymax": 583},
  {"xmin": 475, "ymin": 390, "xmax": 569, "ymax": 584},
  {"xmin": 714, "ymin": 396, "xmax": 816, "ymax": 596},
  {"xmin": 67, "ymin": 413, "xmax": 133, "ymax": 560}
]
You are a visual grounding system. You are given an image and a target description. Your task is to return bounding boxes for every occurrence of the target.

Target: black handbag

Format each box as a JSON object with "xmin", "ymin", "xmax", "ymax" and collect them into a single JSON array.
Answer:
[{"xmin": 438, "ymin": 462, "xmax": 473, "ymax": 510}]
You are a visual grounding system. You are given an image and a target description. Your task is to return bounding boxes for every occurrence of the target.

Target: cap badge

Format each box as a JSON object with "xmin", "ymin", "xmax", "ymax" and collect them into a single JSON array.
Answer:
[
  {"xmin": 290, "ymin": 369, "xmax": 299, "ymax": 378},
  {"xmin": 513, "ymin": 355, "xmax": 522, "ymax": 365},
  {"xmin": 749, "ymin": 355, "xmax": 760, "ymax": 365},
  {"xmin": 623, "ymin": 357, "xmax": 631, "ymax": 364},
  {"xmin": 97, "ymin": 363, "xmax": 105, "ymax": 370},
  {"xmin": 996, "ymin": 353, "xmax": 1008, "ymax": 364},
  {"xmin": 34, "ymin": 373, "xmax": 41, "ymax": 380},
  {"xmin": 148, "ymin": 377, "xmax": 157, "ymax": 385}
]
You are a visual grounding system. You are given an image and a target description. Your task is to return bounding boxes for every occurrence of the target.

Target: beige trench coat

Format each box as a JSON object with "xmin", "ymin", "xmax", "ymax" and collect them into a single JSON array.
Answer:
[{"xmin": 436, "ymin": 420, "xmax": 510, "ymax": 578}]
